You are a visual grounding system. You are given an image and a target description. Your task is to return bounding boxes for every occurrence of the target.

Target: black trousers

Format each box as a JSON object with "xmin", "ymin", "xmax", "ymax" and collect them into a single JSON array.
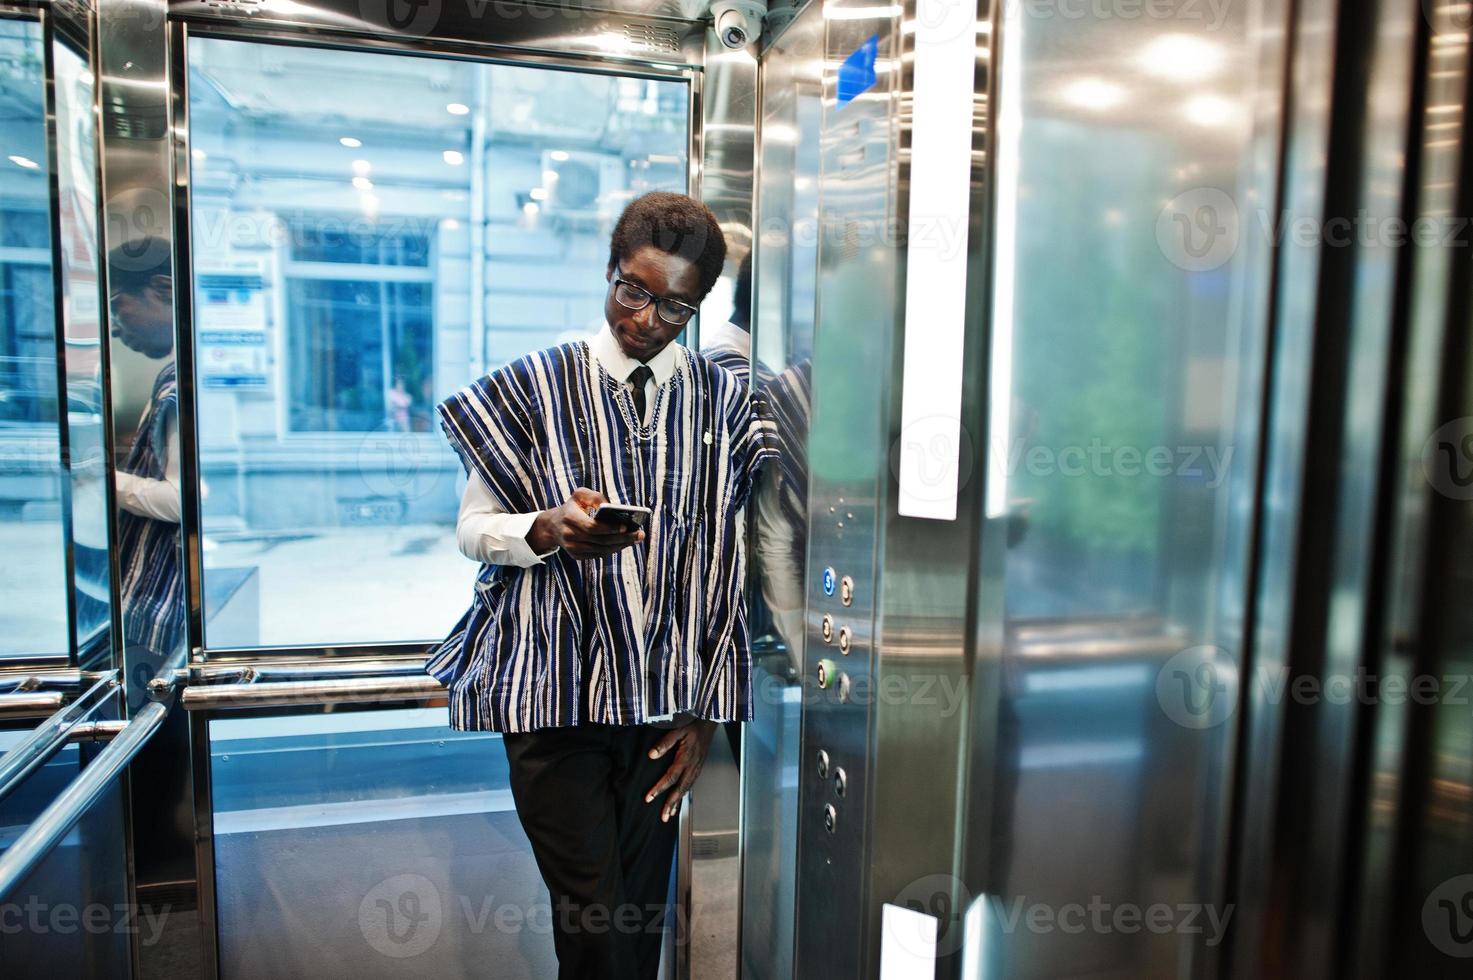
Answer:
[{"xmin": 502, "ymin": 723, "xmax": 679, "ymax": 980}]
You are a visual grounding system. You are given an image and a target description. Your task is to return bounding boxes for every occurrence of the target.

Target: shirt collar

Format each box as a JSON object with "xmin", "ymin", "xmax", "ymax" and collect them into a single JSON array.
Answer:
[
  {"xmin": 701, "ymin": 319, "xmax": 751, "ymax": 359},
  {"xmin": 589, "ymin": 322, "xmax": 682, "ymax": 387}
]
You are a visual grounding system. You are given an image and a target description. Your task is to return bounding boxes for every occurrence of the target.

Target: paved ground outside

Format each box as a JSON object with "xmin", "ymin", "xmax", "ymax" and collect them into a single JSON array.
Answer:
[{"xmin": 204, "ymin": 523, "xmax": 478, "ymax": 649}]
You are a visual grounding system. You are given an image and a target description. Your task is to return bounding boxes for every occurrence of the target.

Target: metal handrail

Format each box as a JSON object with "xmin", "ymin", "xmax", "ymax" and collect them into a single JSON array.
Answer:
[
  {"xmin": 0, "ymin": 701, "xmax": 169, "ymax": 903},
  {"xmin": 193, "ymin": 657, "xmax": 429, "ymax": 684},
  {"xmin": 180, "ymin": 673, "xmax": 444, "ymax": 711},
  {"xmin": 0, "ymin": 670, "xmax": 119, "ymax": 807},
  {"xmin": 0, "ymin": 692, "xmax": 65, "ymax": 720},
  {"xmin": 0, "ymin": 669, "xmax": 111, "ymax": 694}
]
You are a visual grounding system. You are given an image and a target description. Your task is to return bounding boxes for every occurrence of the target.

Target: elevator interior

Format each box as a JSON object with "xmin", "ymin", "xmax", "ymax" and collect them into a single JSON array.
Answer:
[{"xmin": 2, "ymin": 0, "xmax": 1472, "ymax": 977}]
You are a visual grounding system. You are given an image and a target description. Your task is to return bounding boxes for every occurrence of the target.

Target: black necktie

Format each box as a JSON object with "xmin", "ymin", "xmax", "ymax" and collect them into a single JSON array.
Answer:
[{"xmin": 627, "ymin": 365, "xmax": 654, "ymax": 423}]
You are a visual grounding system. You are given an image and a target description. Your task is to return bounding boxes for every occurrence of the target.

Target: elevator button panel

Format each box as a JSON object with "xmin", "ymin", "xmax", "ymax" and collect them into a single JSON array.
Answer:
[{"xmin": 821, "ymin": 614, "xmax": 834, "ymax": 642}]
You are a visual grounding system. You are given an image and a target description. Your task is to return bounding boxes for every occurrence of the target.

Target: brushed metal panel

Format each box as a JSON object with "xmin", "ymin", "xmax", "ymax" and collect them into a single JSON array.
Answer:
[
  {"xmin": 794, "ymin": 8, "xmax": 898, "ymax": 980},
  {"xmin": 739, "ymin": 3, "xmax": 821, "ymax": 977},
  {"xmin": 167, "ymin": 0, "xmax": 707, "ymax": 69},
  {"xmin": 966, "ymin": 0, "xmax": 1289, "ymax": 977}
]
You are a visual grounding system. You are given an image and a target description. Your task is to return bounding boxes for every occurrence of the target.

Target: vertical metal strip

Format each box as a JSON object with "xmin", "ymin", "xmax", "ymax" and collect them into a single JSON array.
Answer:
[
  {"xmin": 190, "ymin": 706, "xmax": 221, "ymax": 978},
  {"xmin": 83, "ymin": 0, "xmax": 125, "ymax": 682},
  {"xmin": 38, "ymin": 5, "xmax": 83, "ymax": 667},
  {"xmin": 169, "ymin": 20, "xmax": 205, "ymax": 663},
  {"xmin": 690, "ymin": 26, "xmax": 755, "ymax": 980}
]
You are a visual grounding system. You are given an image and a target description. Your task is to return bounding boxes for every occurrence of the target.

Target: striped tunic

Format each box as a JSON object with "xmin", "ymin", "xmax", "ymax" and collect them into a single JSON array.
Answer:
[
  {"xmin": 117, "ymin": 362, "xmax": 185, "ymax": 657},
  {"xmin": 427, "ymin": 340, "xmax": 776, "ymax": 732}
]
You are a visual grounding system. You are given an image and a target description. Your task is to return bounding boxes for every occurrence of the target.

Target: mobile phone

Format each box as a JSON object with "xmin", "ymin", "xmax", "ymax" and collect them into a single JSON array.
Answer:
[{"xmin": 593, "ymin": 503, "xmax": 652, "ymax": 531}]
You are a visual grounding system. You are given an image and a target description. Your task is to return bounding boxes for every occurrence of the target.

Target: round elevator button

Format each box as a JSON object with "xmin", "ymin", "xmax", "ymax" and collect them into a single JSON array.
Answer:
[{"xmin": 824, "ymin": 803, "xmax": 838, "ymax": 833}]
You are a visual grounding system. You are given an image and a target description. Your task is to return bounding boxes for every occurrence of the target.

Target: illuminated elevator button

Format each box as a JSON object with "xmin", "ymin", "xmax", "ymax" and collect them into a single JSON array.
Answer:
[
  {"xmin": 822, "ymin": 566, "xmax": 836, "ymax": 596},
  {"xmin": 840, "ymin": 575, "xmax": 854, "ymax": 606},
  {"xmin": 817, "ymin": 659, "xmax": 837, "ymax": 689},
  {"xmin": 821, "ymin": 614, "xmax": 834, "ymax": 642},
  {"xmin": 824, "ymin": 803, "xmax": 838, "ymax": 833},
  {"xmin": 817, "ymin": 749, "xmax": 831, "ymax": 780},
  {"xmin": 838, "ymin": 627, "xmax": 851, "ymax": 654}
]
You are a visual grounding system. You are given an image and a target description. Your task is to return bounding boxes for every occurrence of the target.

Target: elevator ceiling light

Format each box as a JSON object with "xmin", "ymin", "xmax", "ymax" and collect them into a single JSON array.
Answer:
[
  {"xmin": 191, "ymin": 148, "xmax": 207, "ymax": 161},
  {"xmin": 542, "ymin": 169, "xmax": 559, "ymax": 186},
  {"xmin": 1140, "ymin": 34, "xmax": 1225, "ymax": 81},
  {"xmin": 352, "ymin": 159, "xmax": 371, "ymax": 176},
  {"xmin": 8, "ymin": 155, "xmax": 39, "ymax": 170},
  {"xmin": 446, "ymin": 102, "xmax": 470, "ymax": 115},
  {"xmin": 360, "ymin": 193, "xmax": 379, "ymax": 215},
  {"xmin": 1183, "ymin": 94, "xmax": 1238, "ymax": 128},
  {"xmin": 352, "ymin": 176, "xmax": 373, "ymax": 191},
  {"xmin": 529, "ymin": 187, "xmax": 548, "ymax": 201},
  {"xmin": 339, "ymin": 136, "xmax": 362, "ymax": 148},
  {"xmin": 550, "ymin": 150, "xmax": 570, "ymax": 162},
  {"xmin": 1059, "ymin": 78, "xmax": 1125, "ymax": 111},
  {"xmin": 590, "ymin": 31, "xmax": 634, "ymax": 53},
  {"xmin": 443, "ymin": 150, "xmax": 465, "ymax": 166},
  {"xmin": 523, "ymin": 201, "xmax": 540, "ymax": 215}
]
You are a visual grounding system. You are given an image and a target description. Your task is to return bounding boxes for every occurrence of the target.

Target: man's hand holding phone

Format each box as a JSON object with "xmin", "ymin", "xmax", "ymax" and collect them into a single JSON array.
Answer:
[{"xmin": 528, "ymin": 487, "xmax": 645, "ymax": 560}]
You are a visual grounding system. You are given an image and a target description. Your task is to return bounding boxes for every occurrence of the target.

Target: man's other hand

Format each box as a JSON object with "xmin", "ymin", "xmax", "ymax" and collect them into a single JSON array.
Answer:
[
  {"xmin": 644, "ymin": 718, "xmax": 718, "ymax": 823},
  {"xmin": 528, "ymin": 487, "xmax": 645, "ymax": 560}
]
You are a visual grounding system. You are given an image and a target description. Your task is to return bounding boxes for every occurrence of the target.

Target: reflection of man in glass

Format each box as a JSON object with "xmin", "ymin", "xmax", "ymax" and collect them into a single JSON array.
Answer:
[
  {"xmin": 700, "ymin": 249, "xmax": 752, "ymax": 384},
  {"xmin": 108, "ymin": 238, "xmax": 184, "ymax": 660}
]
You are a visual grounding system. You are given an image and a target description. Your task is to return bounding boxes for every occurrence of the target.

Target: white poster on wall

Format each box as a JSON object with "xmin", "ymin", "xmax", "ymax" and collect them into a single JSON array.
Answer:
[{"xmin": 197, "ymin": 265, "xmax": 269, "ymax": 389}]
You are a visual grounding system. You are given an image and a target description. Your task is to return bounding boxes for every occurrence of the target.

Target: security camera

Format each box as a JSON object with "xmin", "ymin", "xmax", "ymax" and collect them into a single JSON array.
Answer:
[{"xmin": 712, "ymin": 0, "xmax": 766, "ymax": 49}]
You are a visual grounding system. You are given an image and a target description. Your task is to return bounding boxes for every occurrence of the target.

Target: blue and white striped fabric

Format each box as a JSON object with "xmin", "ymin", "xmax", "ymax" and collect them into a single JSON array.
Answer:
[
  {"xmin": 427, "ymin": 340, "xmax": 776, "ymax": 733},
  {"xmin": 117, "ymin": 362, "xmax": 184, "ymax": 657}
]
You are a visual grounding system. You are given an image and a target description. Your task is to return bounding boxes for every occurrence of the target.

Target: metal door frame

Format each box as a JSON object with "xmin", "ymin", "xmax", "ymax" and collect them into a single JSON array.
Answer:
[{"xmin": 145, "ymin": 4, "xmax": 750, "ymax": 976}]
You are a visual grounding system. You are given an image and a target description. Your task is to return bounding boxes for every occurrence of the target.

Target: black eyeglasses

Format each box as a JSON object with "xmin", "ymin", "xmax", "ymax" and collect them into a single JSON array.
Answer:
[{"xmin": 610, "ymin": 269, "xmax": 699, "ymax": 326}]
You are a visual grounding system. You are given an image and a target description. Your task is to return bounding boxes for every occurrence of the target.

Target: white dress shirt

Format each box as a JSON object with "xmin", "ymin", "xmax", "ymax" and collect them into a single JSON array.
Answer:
[
  {"xmin": 115, "ymin": 412, "xmax": 182, "ymax": 523},
  {"xmin": 455, "ymin": 323, "xmax": 683, "ymax": 566},
  {"xmin": 700, "ymin": 319, "xmax": 751, "ymax": 360}
]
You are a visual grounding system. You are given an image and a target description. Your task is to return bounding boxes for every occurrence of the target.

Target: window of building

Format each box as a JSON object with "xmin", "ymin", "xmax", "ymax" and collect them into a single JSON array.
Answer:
[
  {"xmin": 284, "ymin": 223, "xmax": 434, "ymax": 433},
  {"xmin": 185, "ymin": 37, "xmax": 690, "ymax": 649}
]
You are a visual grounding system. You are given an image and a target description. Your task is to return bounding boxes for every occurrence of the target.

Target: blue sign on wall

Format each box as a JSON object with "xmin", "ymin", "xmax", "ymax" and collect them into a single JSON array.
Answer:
[{"xmin": 837, "ymin": 35, "xmax": 880, "ymax": 107}]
